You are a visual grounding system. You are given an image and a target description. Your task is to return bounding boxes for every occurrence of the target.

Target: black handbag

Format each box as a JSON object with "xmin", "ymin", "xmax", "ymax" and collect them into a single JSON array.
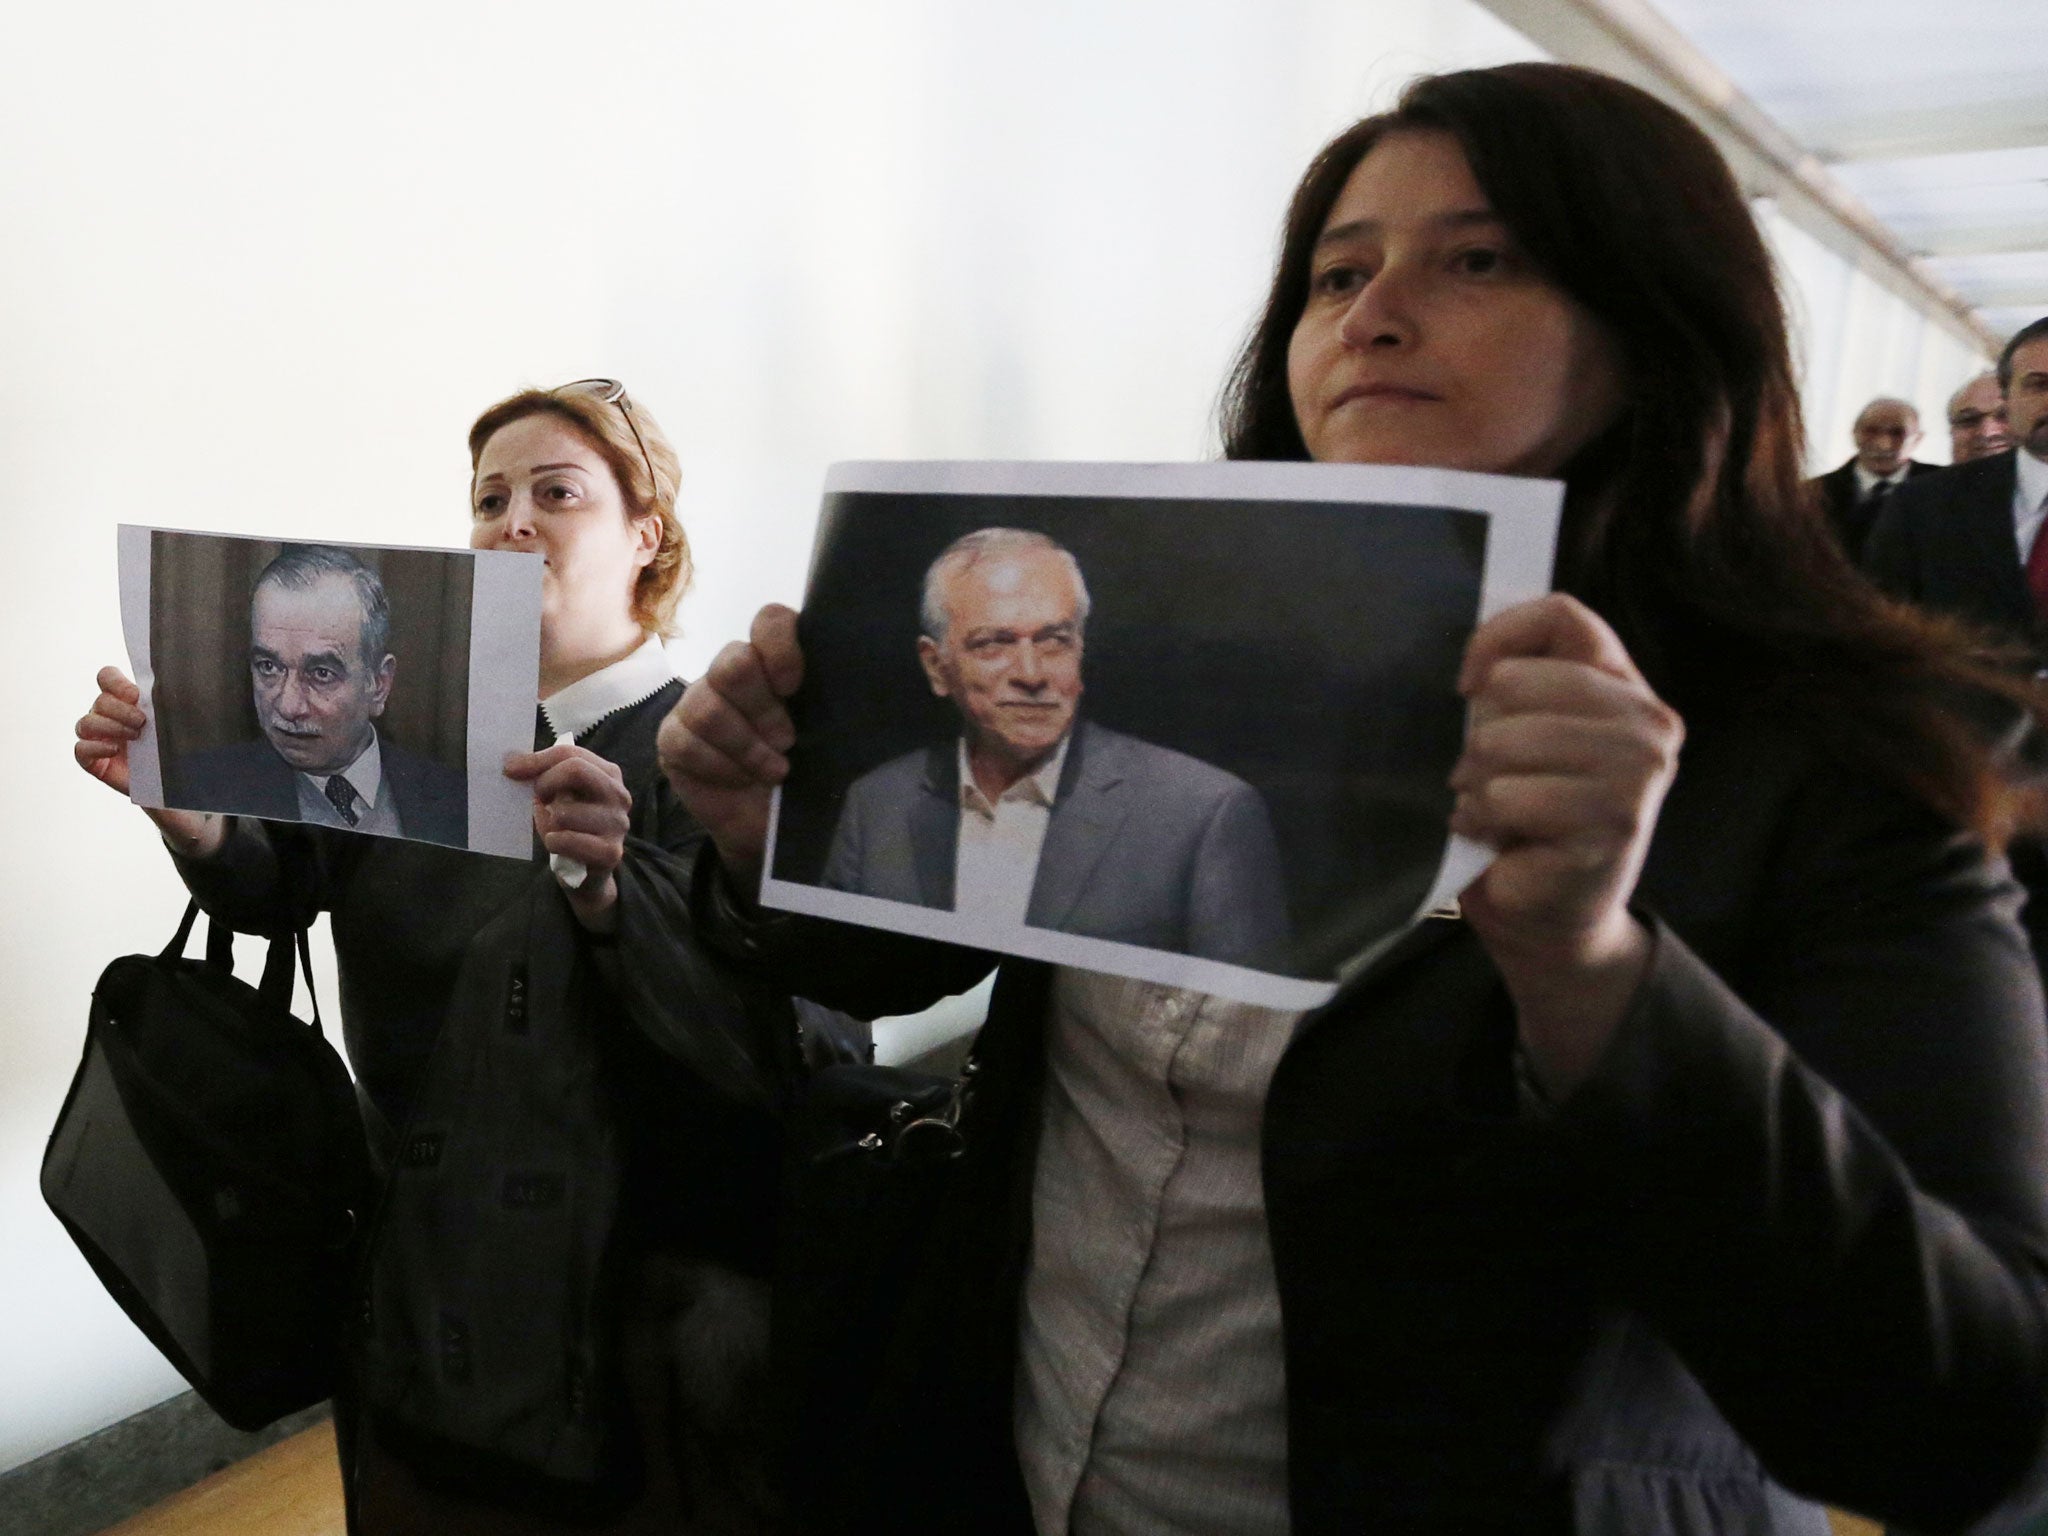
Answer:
[
  {"xmin": 773, "ymin": 1058, "xmax": 975, "ymax": 1503},
  {"xmin": 41, "ymin": 900, "xmax": 374, "ymax": 1432}
]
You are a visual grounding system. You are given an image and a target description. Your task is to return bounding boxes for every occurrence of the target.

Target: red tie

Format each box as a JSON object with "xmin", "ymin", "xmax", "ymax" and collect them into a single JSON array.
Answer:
[{"xmin": 2027, "ymin": 513, "xmax": 2048, "ymax": 626}]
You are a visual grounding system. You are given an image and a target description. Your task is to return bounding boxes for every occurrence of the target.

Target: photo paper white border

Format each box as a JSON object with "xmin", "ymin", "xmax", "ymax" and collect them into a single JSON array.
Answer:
[
  {"xmin": 760, "ymin": 460, "xmax": 1561, "ymax": 1010},
  {"xmin": 117, "ymin": 526, "xmax": 543, "ymax": 860}
]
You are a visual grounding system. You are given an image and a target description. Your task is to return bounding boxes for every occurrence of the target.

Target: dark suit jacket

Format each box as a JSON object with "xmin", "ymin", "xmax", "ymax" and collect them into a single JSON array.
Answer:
[
  {"xmin": 1810, "ymin": 456, "xmax": 1939, "ymax": 563},
  {"xmin": 819, "ymin": 720, "xmax": 1291, "ymax": 968},
  {"xmin": 1864, "ymin": 450, "xmax": 2035, "ymax": 646},
  {"xmin": 170, "ymin": 732, "xmax": 469, "ymax": 849},
  {"xmin": 719, "ymin": 706, "xmax": 2048, "ymax": 1535}
]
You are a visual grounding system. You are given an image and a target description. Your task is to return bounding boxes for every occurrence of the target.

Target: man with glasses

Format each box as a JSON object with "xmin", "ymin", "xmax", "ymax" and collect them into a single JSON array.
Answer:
[{"xmin": 1946, "ymin": 371, "xmax": 2014, "ymax": 465}]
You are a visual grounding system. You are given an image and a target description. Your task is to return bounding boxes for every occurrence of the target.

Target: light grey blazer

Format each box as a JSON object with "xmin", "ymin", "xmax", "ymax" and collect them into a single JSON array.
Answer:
[{"xmin": 820, "ymin": 721, "xmax": 1291, "ymax": 969}]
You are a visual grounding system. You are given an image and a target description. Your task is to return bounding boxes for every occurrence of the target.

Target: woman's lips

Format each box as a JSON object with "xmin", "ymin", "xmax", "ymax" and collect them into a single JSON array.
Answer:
[{"xmin": 1332, "ymin": 383, "xmax": 1442, "ymax": 408}]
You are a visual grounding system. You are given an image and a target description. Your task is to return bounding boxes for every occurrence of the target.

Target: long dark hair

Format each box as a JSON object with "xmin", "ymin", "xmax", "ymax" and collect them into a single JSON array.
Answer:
[{"xmin": 1222, "ymin": 62, "xmax": 2041, "ymax": 842}]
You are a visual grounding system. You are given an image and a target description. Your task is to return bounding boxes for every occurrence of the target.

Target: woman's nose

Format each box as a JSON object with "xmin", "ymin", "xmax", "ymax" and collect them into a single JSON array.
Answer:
[
  {"xmin": 1337, "ymin": 270, "xmax": 1416, "ymax": 351},
  {"xmin": 502, "ymin": 493, "xmax": 538, "ymax": 541}
]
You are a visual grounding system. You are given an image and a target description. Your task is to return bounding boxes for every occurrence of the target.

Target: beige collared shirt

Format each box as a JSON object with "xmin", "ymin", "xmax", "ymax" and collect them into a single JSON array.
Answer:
[
  {"xmin": 954, "ymin": 734, "xmax": 1070, "ymax": 925},
  {"xmin": 1016, "ymin": 969, "xmax": 1305, "ymax": 1536}
]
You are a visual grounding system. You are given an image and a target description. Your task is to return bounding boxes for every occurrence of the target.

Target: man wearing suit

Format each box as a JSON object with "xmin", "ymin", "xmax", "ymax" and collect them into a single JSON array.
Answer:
[
  {"xmin": 1867, "ymin": 315, "xmax": 2048, "ymax": 965},
  {"xmin": 822, "ymin": 527, "xmax": 1290, "ymax": 969},
  {"xmin": 1809, "ymin": 395, "xmax": 1941, "ymax": 561},
  {"xmin": 1946, "ymin": 370, "xmax": 2014, "ymax": 466},
  {"xmin": 172, "ymin": 545, "xmax": 468, "ymax": 847}
]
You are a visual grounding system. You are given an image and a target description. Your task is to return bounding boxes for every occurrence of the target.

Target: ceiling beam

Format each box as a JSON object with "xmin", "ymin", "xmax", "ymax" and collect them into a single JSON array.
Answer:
[
  {"xmin": 1945, "ymin": 283, "xmax": 2048, "ymax": 312},
  {"xmin": 1475, "ymin": 0, "xmax": 2000, "ymax": 354},
  {"xmin": 1905, "ymin": 222, "xmax": 2048, "ymax": 259},
  {"xmin": 1803, "ymin": 101, "xmax": 2048, "ymax": 163}
]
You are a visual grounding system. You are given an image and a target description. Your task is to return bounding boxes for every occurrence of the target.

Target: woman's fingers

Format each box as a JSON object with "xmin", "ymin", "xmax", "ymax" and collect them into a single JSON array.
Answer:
[
  {"xmin": 657, "ymin": 608, "xmax": 808, "ymax": 888},
  {"xmin": 679, "ymin": 671, "xmax": 793, "ymax": 783},
  {"xmin": 96, "ymin": 666, "xmax": 141, "ymax": 706},
  {"xmin": 507, "ymin": 745, "xmax": 629, "ymax": 804},
  {"xmin": 750, "ymin": 603, "xmax": 804, "ymax": 699},
  {"xmin": 1459, "ymin": 593, "xmax": 1641, "ymax": 693},
  {"xmin": 1451, "ymin": 595, "xmax": 1683, "ymax": 945},
  {"xmin": 76, "ymin": 667, "xmax": 145, "ymax": 795}
]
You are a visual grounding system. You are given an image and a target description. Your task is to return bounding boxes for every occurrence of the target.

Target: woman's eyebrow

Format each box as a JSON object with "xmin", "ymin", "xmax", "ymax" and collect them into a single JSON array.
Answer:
[{"xmin": 1315, "ymin": 208, "xmax": 1502, "ymax": 247}]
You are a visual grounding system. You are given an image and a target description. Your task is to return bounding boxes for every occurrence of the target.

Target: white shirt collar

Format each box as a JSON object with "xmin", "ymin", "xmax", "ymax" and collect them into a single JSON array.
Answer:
[
  {"xmin": 1852, "ymin": 461, "xmax": 1908, "ymax": 497},
  {"xmin": 958, "ymin": 731, "xmax": 1070, "ymax": 817},
  {"xmin": 2016, "ymin": 447, "xmax": 2048, "ymax": 525},
  {"xmin": 540, "ymin": 634, "xmax": 678, "ymax": 742},
  {"xmin": 300, "ymin": 728, "xmax": 383, "ymax": 806}
]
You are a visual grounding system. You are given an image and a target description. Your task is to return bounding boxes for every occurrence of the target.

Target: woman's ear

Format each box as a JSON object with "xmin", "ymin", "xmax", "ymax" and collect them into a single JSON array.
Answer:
[{"xmin": 632, "ymin": 511, "xmax": 662, "ymax": 570}]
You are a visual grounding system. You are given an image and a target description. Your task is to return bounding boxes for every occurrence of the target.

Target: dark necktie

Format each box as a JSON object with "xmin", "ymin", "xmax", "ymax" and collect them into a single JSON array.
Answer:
[
  {"xmin": 323, "ymin": 774, "xmax": 361, "ymax": 827},
  {"xmin": 1862, "ymin": 477, "xmax": 1893, "ymax": 508}
]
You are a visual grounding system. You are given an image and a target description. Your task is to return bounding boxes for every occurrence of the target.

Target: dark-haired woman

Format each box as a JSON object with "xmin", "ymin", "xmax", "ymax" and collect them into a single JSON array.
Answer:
[
  {"xmin": 662, "ymin": 64, "xmax": 2048, "ymax": 1536},
  {"xmin": 76, "ymin": 382, "xmax": 792, "ymax": 1534}
]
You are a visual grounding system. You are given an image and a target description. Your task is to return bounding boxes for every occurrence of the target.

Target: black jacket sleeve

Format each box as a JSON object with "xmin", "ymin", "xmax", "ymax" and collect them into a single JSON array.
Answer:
[
  {"xmin": 1553, "ymin": 767, "xmax": 2048, "ymax": 1532},
  {"xmin": 690, "ymin": 842, "xmax": 1000, "ymax": 1022}
]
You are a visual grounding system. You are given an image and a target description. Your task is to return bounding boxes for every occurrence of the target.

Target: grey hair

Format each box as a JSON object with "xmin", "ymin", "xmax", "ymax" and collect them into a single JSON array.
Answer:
[
  {"xmin": 918, "ymin": 528, "xmax": 1091, "ymax": 644},
  {"xmin": 1853, "ymin": 395, "xmax": 1920, "ymax": 429},
  {"xmin": 253, "ymin": 544, "xmax": 392, "ymax": 666}
]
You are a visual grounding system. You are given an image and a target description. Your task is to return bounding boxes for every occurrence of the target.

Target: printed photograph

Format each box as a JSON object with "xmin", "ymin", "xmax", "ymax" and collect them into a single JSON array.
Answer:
[
  {"xmin": 120, "ymin": 528, "xmax": 543, "ymax": 857},
  {"xmin": 763, "ymin": 460, "xmax": 1560, "ymax": 1008}
]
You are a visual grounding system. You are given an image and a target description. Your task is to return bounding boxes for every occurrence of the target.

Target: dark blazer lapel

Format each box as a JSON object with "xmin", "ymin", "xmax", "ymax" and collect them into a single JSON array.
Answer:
[
  {"xmin": 912, "ymin": 743, "xmax": 958, "ymax": 910},
  {"xmin": 250, "ymin": 745, "xmax": 302, "ymax": 821},
  {"xmin": 1028, "ymin": 722, "xmax": 1131, "ymax": 930},
  {"xmin": 1966, "ymin": 453, "xmax": 2032, "ymax": 633}
]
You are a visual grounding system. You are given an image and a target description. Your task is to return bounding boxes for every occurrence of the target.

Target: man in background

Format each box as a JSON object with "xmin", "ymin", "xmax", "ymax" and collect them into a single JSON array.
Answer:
[
  {"xmin": 1868, "ymin": 317, "xmax": 2048, "ymax": 969},
  {"xmin": 822, "ymin": 527, "xmax": 1290, "ymax": 969},
  {"xmin": 1947, "ymin": 371, "xmax": 2014, "ymax": 465},
  {"xmin": 1810, "ymin": 396, "xmax": 1941, "ymax": 561},
  {"xmin": 173, "ymin": 544, "xmax": 467, "ymax": 846}
]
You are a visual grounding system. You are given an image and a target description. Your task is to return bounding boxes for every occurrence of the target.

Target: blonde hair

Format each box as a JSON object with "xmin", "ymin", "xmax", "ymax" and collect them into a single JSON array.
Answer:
[{"xmin": 467, "ymin": 382, "xmax": 693, "ymax": 635}]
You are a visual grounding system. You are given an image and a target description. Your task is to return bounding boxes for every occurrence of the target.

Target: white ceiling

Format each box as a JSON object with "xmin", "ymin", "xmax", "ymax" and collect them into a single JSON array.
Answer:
[{"xmin": 1651, "ymin": 0, "xmax": 2048, "ymax": 340}]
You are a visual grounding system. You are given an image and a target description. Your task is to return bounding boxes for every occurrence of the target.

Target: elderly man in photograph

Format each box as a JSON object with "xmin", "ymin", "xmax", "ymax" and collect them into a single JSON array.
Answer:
[
  {"xmin": 174, "ymin": 544, "xmax": 467, "ymax": 846},
  {"xmin": 822, "ymin": 527, "xmax": 1290, "ymax": 968}
]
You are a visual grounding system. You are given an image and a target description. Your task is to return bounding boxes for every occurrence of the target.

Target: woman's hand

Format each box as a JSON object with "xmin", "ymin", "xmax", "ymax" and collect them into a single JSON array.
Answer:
[
  {"xmin": 655, "ymin": 604, "xmax": 803, "ymax": 894},
  {"xmin": 1448, "ymin": 595, "xmax": 1684, "ymax": 1100},
  {"xmin": 75, "ymin": 666, "xmax": 226, "ymax": 859},
  {"xmin": 505, "ymin": 743, "xmax": 633, "ymax": 932}
]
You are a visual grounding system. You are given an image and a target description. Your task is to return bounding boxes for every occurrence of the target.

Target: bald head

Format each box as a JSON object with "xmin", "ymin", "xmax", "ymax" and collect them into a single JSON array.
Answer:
[
  {"xmin": 1852, "ymin": 397, "xmax": 1921, "ymax": 477},
  {"xmin": 1946, "ymin": 373, "xmax": 2012, "ymax": 464}
]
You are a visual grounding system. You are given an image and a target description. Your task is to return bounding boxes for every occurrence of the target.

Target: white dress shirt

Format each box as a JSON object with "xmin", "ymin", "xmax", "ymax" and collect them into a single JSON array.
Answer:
[
  {"xmin": 1852, "ymin": 462, "xmax": 1910, "ymax": 501},
  {"xmin": 954, "ymin": 734, "xmax": 1070, "ymax": 925},
  {"xmin": 295, "ymin": 730, "xmax": 400, "ymax": 835},
  {"xmin": 2013, "ymin": 446, "xmax": 2048, "ymax": 560}
]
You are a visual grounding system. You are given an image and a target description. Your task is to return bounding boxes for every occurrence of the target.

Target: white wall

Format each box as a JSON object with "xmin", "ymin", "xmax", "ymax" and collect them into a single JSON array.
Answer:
[
  {"xmin": 7, "ymin": 0, "xmax": 1991, "ymax": 1476},
  {"xmin": 0, "ymin": 0, "xmax": 1546, "ymax": 1473},
  {"xmin": 1759, "ymin": 202, "xmax": 1992, "ymax": 470}
]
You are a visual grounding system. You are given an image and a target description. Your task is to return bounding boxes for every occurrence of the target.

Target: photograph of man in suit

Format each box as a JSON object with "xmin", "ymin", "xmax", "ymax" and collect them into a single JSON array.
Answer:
[
  {"xmin": 1808, "ymin": 395, "xmax": 1940, "ymax": 561},
  {"xmin": 172, "ymin": 544, "xmax": 468, "ymax": 846},
  {"xmin": 821, "ymin": 527, "xmax": 1291, "ymax": 968}
]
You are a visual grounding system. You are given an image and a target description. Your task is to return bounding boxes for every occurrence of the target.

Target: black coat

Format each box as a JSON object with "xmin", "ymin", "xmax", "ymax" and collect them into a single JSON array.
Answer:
[
  {"xmin": 1809, "ymin": 456, "xmax": 1939, "ymax": 563},
  {"xmin": 1865, "ymin": 450, "xmax": 2035, "ymax": 649},
  {"xmin": 714, "ymin": 707, "xmax": 2048, "ymax": 1535}
]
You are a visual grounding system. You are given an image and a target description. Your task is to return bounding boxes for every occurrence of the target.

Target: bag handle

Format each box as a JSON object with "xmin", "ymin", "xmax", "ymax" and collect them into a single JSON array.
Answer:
[
  {"xmin": 255, "ymin": 925, "xmax": 323, "ymax": 1032},
  {"xmin": 163, "ymin": 899, "xmax": 323, "ymax": 1032}
]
